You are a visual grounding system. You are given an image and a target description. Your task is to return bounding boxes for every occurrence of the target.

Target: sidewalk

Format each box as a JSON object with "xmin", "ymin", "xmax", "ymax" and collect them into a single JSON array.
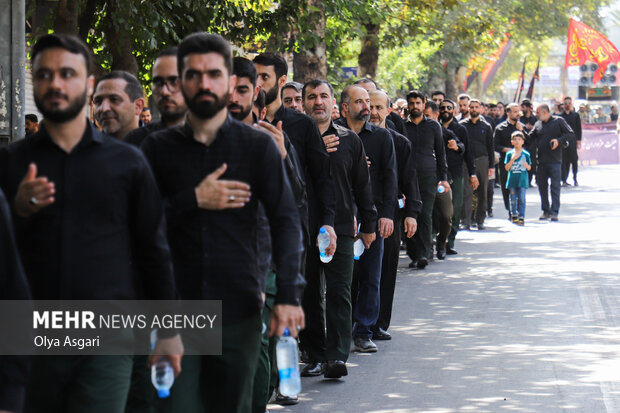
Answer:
[{"xmin": 270, "ymin": 165, "xmax": 620, "ymax": 413}]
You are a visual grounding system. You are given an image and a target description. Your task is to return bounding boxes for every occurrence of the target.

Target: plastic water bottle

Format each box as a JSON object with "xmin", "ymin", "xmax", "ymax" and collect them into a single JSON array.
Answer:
[
  {"xmin": 277, "ymin": 328, "xmax": 302, "ymax": 397},
  {"xmin": 354, "ymin": 239, "xmax": 365, "ymax": 260},
  {"xmin": 151, "ymin": 360, "xmax": 174, "ymax": 398},
  {"xmin": 398, "ymin": 198, "xmax": 405, "ymax": 209},
  {"xmin": 317, "ymin": 227, "xmax": 333, "ymax": 263},
  {"xmin": 437, "ymin": 184, "xmax": 445, "ymax": 194}
]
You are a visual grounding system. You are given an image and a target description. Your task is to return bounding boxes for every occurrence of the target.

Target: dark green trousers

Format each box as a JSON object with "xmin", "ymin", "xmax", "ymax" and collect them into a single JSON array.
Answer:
[
  {"xmin": 448, "ymin": 176, "xmax": 464, "ymax": 249},
  {"xmin": 407, "ymin": 173, "xmax": 437, "ymax": 261},
  {"xmin": 24, "ymin": 355, "xmax": 133, "ymax": 413},
  {"xmin": 300, "ymin": 236, "xmax": 354, "ymax": 362},
  {"xmin": 156, "ymin": 313, "xmax": 262, "ymax": 413}
]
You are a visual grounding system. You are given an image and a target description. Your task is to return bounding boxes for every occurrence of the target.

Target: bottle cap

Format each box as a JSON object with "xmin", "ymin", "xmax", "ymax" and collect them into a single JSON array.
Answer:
[
  {"xmin": 319, "ymin": 227, "xmax": 327, "ymax": 234},
  {"xmin": 283, "ymin": 328, "xmax": 290, "ymax": 336},
  {"xmin": 158, "ymin": 389, "xmax": 170, "ymax": 398}
]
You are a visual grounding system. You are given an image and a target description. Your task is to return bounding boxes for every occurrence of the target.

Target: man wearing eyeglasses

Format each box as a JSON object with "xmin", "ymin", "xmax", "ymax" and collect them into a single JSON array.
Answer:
[{"xmin": 125, "ymin": 47, "xmax": 188, "ymax": 147}]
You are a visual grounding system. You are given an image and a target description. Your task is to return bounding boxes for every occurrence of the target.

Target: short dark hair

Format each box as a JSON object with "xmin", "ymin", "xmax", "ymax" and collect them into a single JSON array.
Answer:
[
  {"xmin": 488, "ymin": 103, "xmax": 497, "ymax": 109},
  {"xmin": 302, "ymin": 79, "xmax": 334, "ymax": 101},
  {"xmin": 254, "ymin": 88, "xmax": 266, "ymax": 113},
  {"xmin": 96, "ymin": 71, "xmax": 144, "ymax": 101},
  {"xmin": 520, "ymin": 99, "xmax": 533, "ymax": 108},
  {"xmin": 431, "ymin": 90, "xmax": 446, "ymax": 99},
  {"xmin": 564, "ymin": 96, "xmax": 573, "ymax": 102},
  {"xmin": 406, "ymin": 90, "xmax": 426, "ymax": 102},
  {"xmin": 253, "ymin": 53, "xmax": 288, "ymax": 80},
  {"xmin": 457, "ymin": 93, "xmax": 471, "ymax": 101},
  {"xmin": 282, "ymin": 82, "xmax": 303, "ymax": 98},
  {"xmin": 156, "ymin": 47, "xmax": 178, "ymax": 59},
  {"xmin": 497, "ymin": 101, "xmax": 505, "ymax": 107},
  {"xmin": 232, "ymin": 57, "xmax": 257, "ymax": 87},
  {"xmin": 354, "ymin": 78, "xmax": 378, "ymax": 88},
  {"xmin": 31, "ymin": 33, "xmax": 94, "ymax": 75},
  {"xmin": 177, "ymin": 33, "xmax": 232, "ymax": 76},
  {"xmin": 505, "ymin": 103, "xmax": 519, "ymax": 112},
  {"xmin": 425, "ymin": 100, "xmax": 439, "ymax": 113},
  {"xmin": 25, "ymin": 114, "xmax": 39, "ymax": 123},
  {"xmin": 441, "ymin": 99, "xmax": 455, "ymax": 107},
  {"xmin": 142, "ymin": 107, "xmax": 150, "ymax": 113}
]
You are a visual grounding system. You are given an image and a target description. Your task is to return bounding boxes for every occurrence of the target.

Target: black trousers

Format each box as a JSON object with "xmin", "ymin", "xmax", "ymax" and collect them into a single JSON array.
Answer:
[
  {"xmin": 497, "ymin": 163, "xmax": 510, "ymax": 211},
  {"xmin": 375, "ymin": 209, "xmax": 404, "ymax": 331},
  {"xmin": 433, "ymin": 189, "xmax": 453, "ymax": 252},
  {"xmin": 562, "ymin": 140, "xmax": 578, "ymax": 183}
]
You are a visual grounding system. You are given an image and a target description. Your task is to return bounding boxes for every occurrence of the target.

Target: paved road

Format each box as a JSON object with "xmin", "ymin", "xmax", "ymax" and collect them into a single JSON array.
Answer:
[{"xmin": 269, "ymin": 165, "xmax": 620, "ymax": 413}]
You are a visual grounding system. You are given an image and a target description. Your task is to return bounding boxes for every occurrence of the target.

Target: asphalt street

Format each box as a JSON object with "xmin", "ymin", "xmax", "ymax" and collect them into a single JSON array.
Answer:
[{"xmin": 269, "ymin": 164, "xmax": 620, "ymax": 413}]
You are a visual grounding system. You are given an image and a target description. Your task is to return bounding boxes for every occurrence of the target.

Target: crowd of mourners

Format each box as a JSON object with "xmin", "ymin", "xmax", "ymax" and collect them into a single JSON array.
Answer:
[{"xmin": 1, "ymin": 31, "xmax": 582, "ymax": 413}]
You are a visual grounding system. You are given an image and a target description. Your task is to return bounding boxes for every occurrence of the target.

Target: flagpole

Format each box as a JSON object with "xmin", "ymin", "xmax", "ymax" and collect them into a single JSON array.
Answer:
[{"xmin": 514, "ymin": 58, "xmax": 526, "ymax": 102}]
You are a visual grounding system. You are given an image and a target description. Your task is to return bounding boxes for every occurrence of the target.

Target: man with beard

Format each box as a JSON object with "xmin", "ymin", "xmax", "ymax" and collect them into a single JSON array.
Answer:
[
  {"xmin": 0, "ymin": 33, "xmax": 182, "ymax": 412},
  {"xmin": 92, "ymin": 70, "xmax": 145, "ymax": 140},
  {"xmin": 141, "ymin": 33, "xmax": 305, "ymax": 412},
  {"xmin": 353, "ymin": 78, "xmax": 406, "ymax": 135},
  {"xmin": 460, "ymin": 99, "xmax": 494, "ymax": 230},
  {"xmin": 281, "ymin": 82, "xmax": 304, "ymax": 113},
  {"xmin": 497, "ymin": 102, "xmax": 507, "ymax": 122},
  {"xmin": 140, "ymin": 107, "xmax": 152, "ymax": 125},
  {"xmin": 300, "ymin": 79, "xmax": 377, "ymax": 377},
  {"xmin": 404, "ymin": 90, "xmax": 449, "ymax": 269},
  {"xmin": 340, "ymin": 85, "xmax": 397, "ymax": 353},
  {"xmin": 457, "ymin": 94, "xmax": 470, "ymax": 120},
  {"xmin": 125, "ymin": 48, "xmax": 188, "ymax": 147},
  {"xmin": 494, "ymin": 103, "xmax": 524, "ymax": 218},
  {"xmin": 253, "ymin": 53, "xmax": 337, "ymax": 272},
  {"xmin": 431, "ymin": 90, "xmax": 446, "ymax": 105},
  {"xmin": 520, "ymin": 99, "xmax": 538, "ymax": 185},
  {"xmin": 25, "ymin": 114, "xmax": 39, "ymax": 137},
  {"xmin": 369, "ymin": 89, "xmax": 420, "ymax": 340},
  {"xmin": 560, "ymin": 96, "xmax": 582, "ymax": 186},
  {"xmin": 440, "ymin": 99, "xmax": 477, "ymax": 255}
]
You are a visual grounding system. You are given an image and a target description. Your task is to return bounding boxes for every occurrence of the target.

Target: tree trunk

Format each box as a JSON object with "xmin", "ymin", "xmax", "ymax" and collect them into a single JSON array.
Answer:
[
  {"xmin": 78, "ymin": 0, "xmax": 99, "ymax": 41},
  {"xmin": 104, "ymin": 2, "xmax": 138, "ymax": 76},
  {"xmin": 445, "ymin": 62, "xmax": 457, "ymax": 100},
  {"xmin": 292, "ymin": 0, "xmax": 326, "ymax": 83},
  {"xmin": 52, "ymin": 0, "xmax": 79, "ymax": 35},
  {"xmin": 358, "ymin": 23, "xmax": 380, "ymax": 79}
]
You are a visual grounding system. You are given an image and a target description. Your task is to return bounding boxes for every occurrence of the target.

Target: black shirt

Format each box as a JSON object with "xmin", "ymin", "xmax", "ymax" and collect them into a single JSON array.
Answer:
[
  {"xmin": 520, "ymin": 113, "xmax": 538, "ymax": 130},
  {"xmin": 387, "ymin": 112, "xmax": 406, "ymax": 135},
  {"xmin": 0, "ymin": 122, "xmax": 176, "ymax": 302},
  {"xmin": 460, "ymin": 116, "xmax": 494, "ymax": 167},
  {"xmin": 322, "ymin": 123, "xmax": 377, "ymax": 236},
  {"xmin": 141, "ymin": 116, "xmax": 304, "ymax": 324},
  {"xmin": 560, "ymin": 110, "xmax": 582, "ymax": 141},
  {"xmin": 386, "ymin": 127, "xmax": 422, "ymax": 219},
  {"xmin": 441, "ymin": 125, "xmax": 465, "ymax": 181},
  {"xmin": 493, "ymin": 120, "xmax": 522, "ymax": 165},
  {"xmin": 446, "ymin": 118, "xmax": 475, "ymax": 177},
  {"xmin": 124, "ymin": 120, "xmax": 167, "ymax": 147},
  {"xmin": 527, "ymin": 116, "xmax": 574, "ymax": 164},
  {"xmin": 404, "ymin": 116, "xmax": 448, "ymax": 181},
  {"xmin": 272, "ymin": 105, "xmax": 336, "ymax": 238}
]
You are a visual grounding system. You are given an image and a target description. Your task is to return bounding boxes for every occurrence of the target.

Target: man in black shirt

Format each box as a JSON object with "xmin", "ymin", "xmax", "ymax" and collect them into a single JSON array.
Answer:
[
  {"xmin": 405, "ymin": 90, "xmax": 450, "ymax": 269},
  {"xmin": 369, "ymin": 90, "xmax": 421, "ymax": 340},
  {"xmin": 301, "ymin": 79, "xmax": 377, "ymax": 378},
  {"xmin": 494, "ymin": 103, "xmax": 524, "ymax": 217},
  {"xmin": 340, "ymin": 85, "xmax": 397, "ymax": 353},
  {"xmin": 92, "ymin": 70, "xmax": 145, "ymax": 140},
  {"xmin": 125, "ymin": 48, "xmax": 188, "ymax": 147},
  {"xmin": 441, "ymin": 99, "xmax": 477, "ymax": 255},
  {"xmin": 354, "ymin": 78, "xmax": 406, "ymax": 136},
  {"xmin": 528, "ymin": 104, "xmax": 574, "ymax": 221},
  {"xmin": 460, "ymin": 99, "xmax": 494, "ymax": 230},
  {"xmin": 141, "ymin": 33, "xmax": 305, "ymax": 412},
  {"xmin": 0, "ymin": 34, "xmax": 182, "ymax": 413},
  {"xmin": 457, "ymin": 94, "xmax": 471, "ymax": 120},
  {"xmin": 560, "ymin": 96, "xmax": 582, "ymax": 186},
  {"xmin": 254, "ymin": 53, "xmax": 337, "ymax": 258}
]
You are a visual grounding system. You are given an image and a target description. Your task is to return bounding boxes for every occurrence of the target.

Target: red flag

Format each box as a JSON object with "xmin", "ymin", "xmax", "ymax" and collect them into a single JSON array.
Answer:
[
  {"xmin": 525, "ymin": 58, "xmax": 540, "ymax": 100},
  {"xmin": 565, "ymin": 18, "xmax": 620, "ymax": 84}
]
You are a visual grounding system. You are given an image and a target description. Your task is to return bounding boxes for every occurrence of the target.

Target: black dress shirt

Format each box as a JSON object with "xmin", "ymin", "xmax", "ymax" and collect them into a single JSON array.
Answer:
[
  {"xmin": 0, "ymin": 188, "xmax": 31, "ymax": 413},
  {"xmin": 124, "ymin": 120, "xmax": 167, "ymax": 147},
  {"xmin": 0, "ymin": 122, "xmax": 176, "ymax": 302},
  {"xmin": 493, "ymin": 120, "xmax": 522, "ymax": 165},
  {"xmin": 386, "ymin": 127, "xmax": 422, "ymax": 219},
  {"xmin": 404, "ymin": 116, "xmax": 448, "ymax": 181},
  {"xmin": 272, "ymin": 105, "xmax": 336, "ymax": 238},
  {"xmin": 460, "ymin": 116, "xmax": 494, "ymax": 167},
  {"xmin": 441, "ymin": 125, "xmax": 465, "ymax": 181},
  {"xmin": 527, "ymin": 116, "xmax": 574, "ymax": 164},
  {"xmin": 387, "ymin": 112, "xmax": 406, "ymax": 135},
  {"xmin": 560, "ymin": 110, "xmax": 582, "ymax": 141},
  {"xmin": 141, "ymin": 116, "xmax": 304, "ymax": 324},
  {"xmin": 446, "ymin": 118, "xmax": 475, "ymax": 177},
  {"xmin": 347, "ymin": 122, "xmax": 398, "ymax": 220},
  {"xmin": 520, "ymin": 113, "xmax": 537, "ymax": 130},
  {"xmin": 322, "ymin": 123, "xmax": 377, "ymax": 236}
]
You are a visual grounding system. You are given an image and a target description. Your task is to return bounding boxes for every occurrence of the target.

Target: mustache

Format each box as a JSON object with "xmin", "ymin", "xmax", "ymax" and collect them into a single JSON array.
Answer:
[
  {"xmin": 228, "ymin": 103, "xmax": 243, "ymax": 111},
  {"xmin": 44, "ymin": 91, "xmax": 69, "ymax": 100},
  {"xmin": 194, "ymin": 90, "xmax": 218, "ymax": 100}
]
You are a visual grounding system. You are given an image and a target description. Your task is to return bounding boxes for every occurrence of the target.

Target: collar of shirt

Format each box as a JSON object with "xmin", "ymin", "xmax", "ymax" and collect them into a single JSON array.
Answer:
[
  {"xmin": 36, "ymin": 119, "xmax": 101, "ymax": 152},
  {"xmin": 181, "ymin": 113, "xmax": 235, "ymax": 144}
]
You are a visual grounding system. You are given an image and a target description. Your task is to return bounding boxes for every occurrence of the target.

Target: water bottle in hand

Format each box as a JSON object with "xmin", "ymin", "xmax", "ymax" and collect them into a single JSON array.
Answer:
[
  {"xmin": 277, "ymin": 328, "xmax": 302, "ymax": 397},
  {"xmin": 398, "ymin": 198, "xmax": 405, "ymax": 209},
  {"xmin": 354, "ymin": 239, "xmax": 365, "ymax": 260},
  {"xmin": 317, "ymin": 227, "xmax": 333, "ymax": 263},
  {"xmin": 151, "ymin": 360, "xmax": 174, "ymax": 398},
  {"xmin": 437, "ymin": 184, "xmax": 445, "ymax": 194}
]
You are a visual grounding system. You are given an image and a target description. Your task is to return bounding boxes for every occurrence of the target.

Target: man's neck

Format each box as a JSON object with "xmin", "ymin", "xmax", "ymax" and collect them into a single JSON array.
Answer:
[
  {"xmin": 265, "ymin": 94, "xmax": 282, "ymax": 123},
  {"xmin": 163, "ymin": 114, "xmax": 186, "ymax": 128},
  {"xmin": 470, "ymin": 115, "xmax": 479, "ymax": 124},
  {"xmin": 347, "ymin": 118, "xmax": 365, "ymax": 134},
  {"xmin": 317, "ymin": 119, "xmax": 331, "ymax": 135},
  {"xmin": 508, "ymin": 117, "xmax": 518, "ymax": 125},
  {"xmin": 442, "ymin": 117, "xmax": 453, "ymax": 128},
  {"xmin": 410, "ymin": 114, "xmax": 423, "ymax": 125},
  {"xmin": 188, "ymin": 109, "xmax": 228, "ymax": 146},
  {"xmin": 241, "ymin": 112, "xmax": 253, "ymax": 126},
  {"xmin": 45, "ymin": 116, "xmax": 88, "ymax": 153},
  {"xmin": 117, "ymin": 120, "xmax": 139, "ymax": 141}
]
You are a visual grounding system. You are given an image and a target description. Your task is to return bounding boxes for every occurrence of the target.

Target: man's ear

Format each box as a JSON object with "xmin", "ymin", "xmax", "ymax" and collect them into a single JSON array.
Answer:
[
  {"xmin": 229, "ymin": 74, "xmax": 237, "ymax": 95},
  {"xmin": 86, "ymin": 75, "xmax": 95, "ymax": 100},
  {"xmin": 278, "ymin": 75, "xmax": 287, "ymax": 89},
  {"xmin": 134, "ymin": 98, "xmax": 146, "ymax": 116}
]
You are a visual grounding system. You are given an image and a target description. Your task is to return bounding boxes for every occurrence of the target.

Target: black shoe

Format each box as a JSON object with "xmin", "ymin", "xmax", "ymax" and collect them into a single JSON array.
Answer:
[
  {"xmin": 550, "ymin": 215, "xmax": 559, "ymax": 222},
  {"xmin": 487, "ymin": 210, "xmax": 494, "ymax": 217},
  {"xmin": 517, "ymin": 218, "xmax": 524, "ymax": 226},
  {"xmin": 408, "ymin": 260, "xmax": 418, "ymax": 268},
  {"xmin": 511, "ymin": 215, "xmax": 518, "ymax": 223},
  {"xmin": 446, "ymin": 247, "xmax": 458, "ymax": 255},
  {"xmin": 562, "ymin": 182, "xmax": 571, "ymax": 187},
  {"xmin": 416, "ymin": 257, "xmax": 428, "ymax": 269},
  {"xmin": 301, "ymin": 362, "xmax": 325, "ymax": 377},
  {"xmin": 324, "ymin": 360, "xmax": 348, "ymax": 379},
  {"xmin": 437, "ymin": 249, "xmax": 446, "ymax": 260},
  {"xmin": 372, "ymin": 327, "xmax": 392, "ymax": 340},
  {"xmin": 477, "ymin": 223, "xmax": 486, "ymax": 230},
  {"xmin": 539, "ymin": 213, "xmax": 550, "ymax": 220},
  {"xmin": 573, "ymin": 180, "xmax": 578, "ymax": 187},
  {"xmin": 460, "ymin": 224, "xmax": 471, "ymax": 231},
  {"xmin": 353, "ymin": 337, "xmax": 378, "ymax": 352},
  {"xmin": 275, "ymin": 392, "xmax": 299, "ymax": 405}
]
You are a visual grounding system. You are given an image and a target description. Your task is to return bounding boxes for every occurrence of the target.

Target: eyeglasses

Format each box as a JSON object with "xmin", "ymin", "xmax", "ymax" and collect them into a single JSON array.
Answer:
[
  {"xmin": 152, "ymin": 76, "xmax": 179, "ymax": 92},
  {"xmin": 439, "ymin": 105, "xmax": 453, "ymax": 111}
]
